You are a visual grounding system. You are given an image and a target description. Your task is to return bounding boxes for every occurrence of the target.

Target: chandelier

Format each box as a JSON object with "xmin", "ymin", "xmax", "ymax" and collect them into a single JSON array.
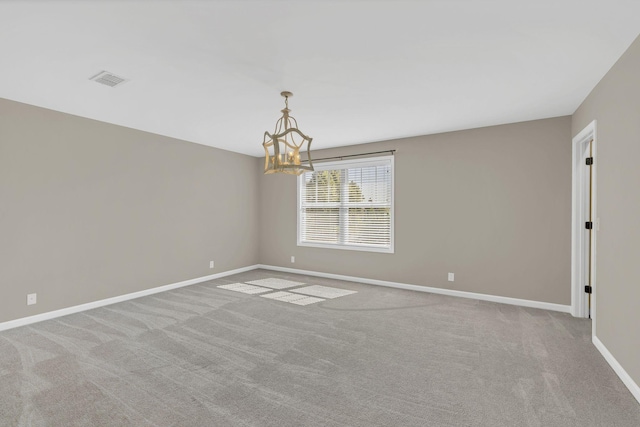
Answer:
[{"xmin": 263, "ymin": 91, "xmax": 314, "ymax": 175}]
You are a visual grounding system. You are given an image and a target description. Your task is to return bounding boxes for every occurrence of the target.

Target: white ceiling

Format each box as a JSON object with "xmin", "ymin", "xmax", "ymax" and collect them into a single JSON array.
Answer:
[{"xmin": 1, "ymin": 1, "xmax": 639, "ymax": 157}]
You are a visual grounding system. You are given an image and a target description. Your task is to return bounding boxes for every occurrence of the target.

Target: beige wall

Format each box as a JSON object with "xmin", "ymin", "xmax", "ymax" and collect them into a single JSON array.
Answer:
[
  {"xmin": 259, "ymin": 116, "xmax": 572, "ymax": 305},
  {"xmin": 572, "ymin": 35, "xmax": 640, "ymax": 387},
  {"xmin": 0, "ymin": 99, "xmax": 574, "ymax": 324},
  {"xmin": 0, "ymin": 98, "xmax": 260, "ymax": 323}
]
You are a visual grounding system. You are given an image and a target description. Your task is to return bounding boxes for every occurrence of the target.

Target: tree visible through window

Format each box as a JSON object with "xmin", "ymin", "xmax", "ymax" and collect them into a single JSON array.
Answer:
[{"xmin": 298, "ymin": 156, "xmax": 394, "ymax": 252}]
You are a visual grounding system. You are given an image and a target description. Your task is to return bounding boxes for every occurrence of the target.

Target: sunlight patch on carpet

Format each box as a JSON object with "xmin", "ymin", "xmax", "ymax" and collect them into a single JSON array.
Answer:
[
  {"xmin": 260, "ymin": 291, "xmax": 324, "ymax": 306},
  {"xmin": 290, "ymin": 285, "xmax": 357, "ymax": 299},
  {"xmin": 217, "ymin": 283, "xmax": 272, "ymax": 294},
  {"xmin": 246, "ymin": 278, "xmax": 305, "ymax": 289}
]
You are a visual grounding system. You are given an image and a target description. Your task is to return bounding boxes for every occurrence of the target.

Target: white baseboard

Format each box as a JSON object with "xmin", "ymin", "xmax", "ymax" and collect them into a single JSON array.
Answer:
[
  {"xmin": 5, "ymin": 262, "xmax": 635, "ymax": 405},
  {"xmin": 257, "ymin": 264, "xmax": 571, "ymax": 313},
  {"xmin": 593, "ymin": 335, "xmax": 640, "ymax": 405},
  {"xmin": 0, "ymin": 263, "xmax": 573, "ymax": 333},
  {"xmin": 0, "ymin": 265, "xmax": 259, "ymax": 332}
]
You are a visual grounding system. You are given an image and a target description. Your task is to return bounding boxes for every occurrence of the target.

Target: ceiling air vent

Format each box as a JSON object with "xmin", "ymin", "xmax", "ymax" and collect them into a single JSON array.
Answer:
[{"xmin": 89, "ymin": 71, "xmax": 128, "ymax": 87}]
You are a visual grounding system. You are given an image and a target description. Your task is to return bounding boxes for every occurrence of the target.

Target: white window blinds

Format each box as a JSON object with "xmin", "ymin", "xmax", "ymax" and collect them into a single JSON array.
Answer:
[{"xmin": 297, "ymin": 155, "xmax": 394, "ymax": 253}]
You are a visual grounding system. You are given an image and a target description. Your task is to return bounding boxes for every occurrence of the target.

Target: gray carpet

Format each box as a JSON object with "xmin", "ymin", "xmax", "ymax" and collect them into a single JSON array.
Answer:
[{"xmin": 1, "ymin": 269, "xmax": 639, "ymax": 426}]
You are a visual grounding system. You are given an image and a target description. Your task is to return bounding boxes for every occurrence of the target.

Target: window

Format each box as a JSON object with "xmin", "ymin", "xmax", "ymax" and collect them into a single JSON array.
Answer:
[{"xmin": 297, "ymin": 155, "xmax": 394, "ymax": 253}]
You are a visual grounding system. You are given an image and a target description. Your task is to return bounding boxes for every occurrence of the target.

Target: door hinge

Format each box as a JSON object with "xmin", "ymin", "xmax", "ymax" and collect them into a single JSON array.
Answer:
[
  {"xmin": 586, "ymin": 157, "xmax": 594, "ymax": 165},
  {"xmin": 585, "ymin": 221, "xmax": 593, "ymax": 229},
  {"xmin": 585, "ymin": 285, "xmax": 592, "ymax": 294}
]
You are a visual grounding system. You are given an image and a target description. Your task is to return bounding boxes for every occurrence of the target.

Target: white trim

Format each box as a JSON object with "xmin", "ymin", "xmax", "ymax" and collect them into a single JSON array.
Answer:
[
  {"xmin": 593, "ymin": 335, "xmax": 640, "ymax": 405},
  {"xmin": 0, "ymin": 265, "xmax": 259, "ymax": 332},
  {"xmin": 571, "ymin": 120, "xmax": 597, "ymax": 319},
  {"xmin": 296, "ymin": 241, "xmax": 393, "ymax": 253},
  {"xmin": 591, "ymin": 125, "xmax": 598, "ymax": 332},
  {"xmin": 257, "ymin": 264, "xmax": 571, "ymax": 313},
  {"xmin": 297, "ymin": 155, "xmax": 395, "ymax": 254}
]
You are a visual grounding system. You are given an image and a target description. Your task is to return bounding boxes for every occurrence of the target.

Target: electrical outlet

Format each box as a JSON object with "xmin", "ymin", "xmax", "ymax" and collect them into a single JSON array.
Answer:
[
  {"xmin": 291, "ymin": 256, "xmax": 295, "ymax": 263},
  {"xmin": 448, "ymin": 273, "xmax": 454, "ymax": 282},
  {"xmin": 27, "ymin": 293, "xmax": 37, "ymax": 305},
  {"xmin": 209, "ymin": 260, "xmax": 215, "ymax": 269}
]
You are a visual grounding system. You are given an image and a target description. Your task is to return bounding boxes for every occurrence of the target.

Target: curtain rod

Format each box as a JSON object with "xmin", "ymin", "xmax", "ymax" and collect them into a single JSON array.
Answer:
[{"xmin": 302, "ymin": 149, "xmax": 395, "ymax": 164}]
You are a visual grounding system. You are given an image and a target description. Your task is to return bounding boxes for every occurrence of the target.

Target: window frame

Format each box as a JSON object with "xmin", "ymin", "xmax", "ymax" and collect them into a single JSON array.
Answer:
[{"xmin": 296, "ymin": 155, "xmax": 395, "ymax": 253}]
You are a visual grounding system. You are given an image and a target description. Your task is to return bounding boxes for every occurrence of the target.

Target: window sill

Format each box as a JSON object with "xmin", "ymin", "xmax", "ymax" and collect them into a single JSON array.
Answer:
[{"xmin": 297, "ymin": 241, "xmax": 394, "ymax": 254}]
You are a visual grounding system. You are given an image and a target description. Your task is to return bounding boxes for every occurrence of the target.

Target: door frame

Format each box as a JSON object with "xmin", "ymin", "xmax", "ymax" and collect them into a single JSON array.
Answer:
[{"xmin": 571, "ymin": 120, "xmax": 597, "ymax": 320}]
